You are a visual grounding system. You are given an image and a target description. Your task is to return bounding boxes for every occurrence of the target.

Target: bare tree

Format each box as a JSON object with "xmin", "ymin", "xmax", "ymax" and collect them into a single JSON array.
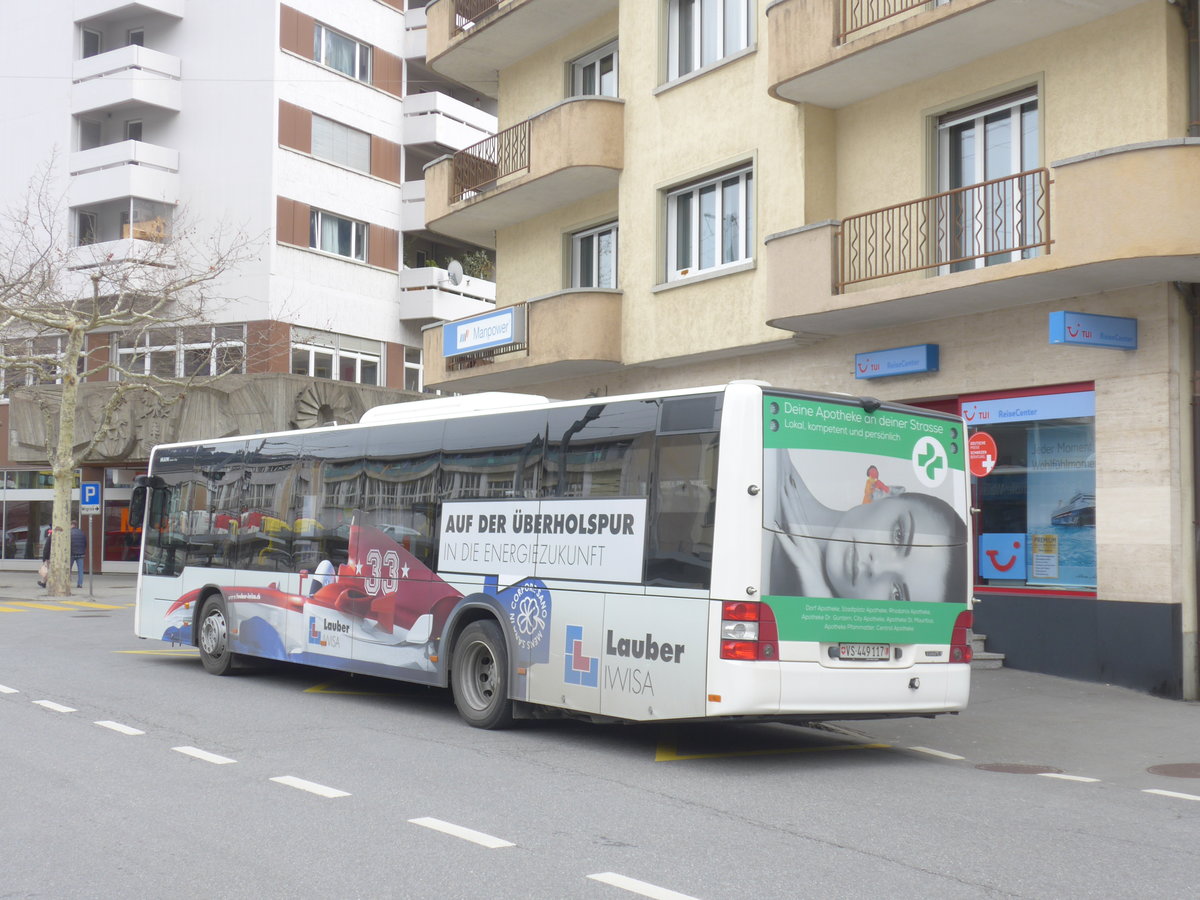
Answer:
[{"xmin": 1, "ymin": 165, "xmax": 261, "ymax": 595}]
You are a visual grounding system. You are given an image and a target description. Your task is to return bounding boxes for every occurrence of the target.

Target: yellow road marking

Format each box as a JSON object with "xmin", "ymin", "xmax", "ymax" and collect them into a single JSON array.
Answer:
[
  {"xmin": 304, "ymin": 681, "xmax": 391, "ymax": 696},
  {"xmin": 2, "ymin": 601, "xmax": 76, "ymax": 611},
  {"xmin": 0, "ymin": 606, "xmax": 29, "ymax": 612},
  {"xmin": 56, "ymin": 600, "xmax": 129, "ymax": 610}
]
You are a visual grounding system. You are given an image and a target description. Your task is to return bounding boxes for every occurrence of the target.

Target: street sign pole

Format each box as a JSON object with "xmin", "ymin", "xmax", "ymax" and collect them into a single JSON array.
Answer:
[
  {"xmin": 88, "ymin": 516, "xmax": 95, "ymax": 599},
  {"xmin": 80, "ymin": 481, "xmax": 102, "ymax": 600}
]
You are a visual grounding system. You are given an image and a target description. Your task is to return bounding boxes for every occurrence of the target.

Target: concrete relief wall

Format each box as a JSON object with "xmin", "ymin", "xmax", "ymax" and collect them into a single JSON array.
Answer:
[{"xmin": 7, "ymin": 376, "xmax": 416, "ymax": 465}]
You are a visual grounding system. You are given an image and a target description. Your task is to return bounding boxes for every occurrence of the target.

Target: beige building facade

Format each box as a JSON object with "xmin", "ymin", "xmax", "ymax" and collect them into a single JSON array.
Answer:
[{"xmin": 421, "ymin": 0, "xmax": 1200, "ymax": 698}]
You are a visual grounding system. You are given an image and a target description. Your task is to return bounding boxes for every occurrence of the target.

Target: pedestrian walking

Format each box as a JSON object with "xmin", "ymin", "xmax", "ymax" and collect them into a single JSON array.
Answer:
[{"xmin": 70, "ymin": 520, "xmax": 87, "ymax": 588}]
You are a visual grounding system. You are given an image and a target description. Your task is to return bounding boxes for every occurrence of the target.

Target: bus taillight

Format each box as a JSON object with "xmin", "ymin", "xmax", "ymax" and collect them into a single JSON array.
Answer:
[
  {"xmin": 950, "ymin": 610, "xmax": 974, "ymax": 663},
  {"xmin": 720, "ymin": 601, "xmax": 779, "ymax": 661}
]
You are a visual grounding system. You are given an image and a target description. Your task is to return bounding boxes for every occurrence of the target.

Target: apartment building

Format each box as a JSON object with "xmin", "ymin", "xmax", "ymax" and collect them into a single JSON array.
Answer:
[
  {"xmin": 0, "ymin": 0, "xmax": 497, "ymax": 573},
  {"xmin": 419, "ymin": 0, "xmax": 1200, "ymax": 698}
]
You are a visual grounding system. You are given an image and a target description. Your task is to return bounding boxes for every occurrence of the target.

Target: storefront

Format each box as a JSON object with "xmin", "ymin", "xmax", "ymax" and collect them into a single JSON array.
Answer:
[{"xmin": 0, "ymin": 468, "xmax": 140, "ymax": 573}]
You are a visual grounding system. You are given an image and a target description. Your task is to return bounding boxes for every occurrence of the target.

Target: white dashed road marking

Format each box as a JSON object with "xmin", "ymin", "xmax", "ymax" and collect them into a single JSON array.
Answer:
[
  {"xmin": 408, "ymin": 817, "xmax": 513, "ymax": 848},
  {"xmin": 33, "ymin": 700, "xmax": 76, "ymax": 713},
  {"xmin": 0, "ymin": 684, "xmax": 18, "ymax": 694},
  {"xmin": 1144, "ymin": 788, "xmax": 1200, "ymax": 802},
  {"xmin": 908, "ymin": 746, "xmax": 965, "ymax": 760},
  {"xmin": 172, "ymin": 746, "xmax": 236, "ymax": 765},
  {"xmin": 587, "ymin": 872, "xmax": 702, "ymax": 900},
  {"xmin": 95, "ymin": 720, "xmax": 145, "ymax": 736},
  {"xmin": 270, "ymin": 776, "xmax": 350, "ymax": 798},
  {"xmin": 1040, "ymin": 773, "xmax": 1101, "ymax": 783}
]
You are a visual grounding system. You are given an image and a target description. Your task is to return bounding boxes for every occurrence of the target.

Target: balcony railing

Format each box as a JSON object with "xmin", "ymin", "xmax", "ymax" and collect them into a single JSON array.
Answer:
[
  {"xmin": 839, "ymin": 0, "xmax": 941, "ymax": 42},
  {"xmin": 837, "ymin": 168, "xmax": 1051, "ymax": 290},
  {"xmin": 450, "ymin": 119, "xmax": 531, "ymax": 202},
  {"xmin": 453, "ymin": 0, "xmax": 503, "ymax": 35}
]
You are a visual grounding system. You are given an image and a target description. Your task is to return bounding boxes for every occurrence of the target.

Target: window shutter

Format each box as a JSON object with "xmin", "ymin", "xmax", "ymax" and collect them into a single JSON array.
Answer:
[
  {"xmin": 371, "ymin": 135, "xmax": 401, "ymax": 184},
  {"xmin": 280, "ymin": 5, "xmax": 315, "ymax": 59},
  {"xmin": 278, "ymin": 101, "xmax": 312, "ymax": 154},
  {"xmin": 372, "ymin": 48, "xmax": 403, "ymax": 99},
  {"xmin": 369, "ymin": 224, "xmax": 399, "ymax": 271}
]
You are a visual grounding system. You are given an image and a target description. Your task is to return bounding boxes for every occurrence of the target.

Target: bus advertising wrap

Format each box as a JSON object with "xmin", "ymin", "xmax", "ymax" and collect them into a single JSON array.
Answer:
[
  {"xmin": 761, "ymin": 394, "xmax": 969, "ymax": 645},
  {"xmin": 437, "ymin": 498, "xmax": 647, "ymax": 583}
]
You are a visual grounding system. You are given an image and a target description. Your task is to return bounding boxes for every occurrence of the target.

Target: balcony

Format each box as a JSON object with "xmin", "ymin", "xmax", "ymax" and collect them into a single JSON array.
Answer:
[
  {"xmin": 68, "ymin": 140, "xmax": 180, "ymax": 207},
  {"xmin": 402, "ymin": 180, "xmax": 427, "ymax": 232},
  {"xmin": 72, "ymin": 45, "xmax": 182, "ymax": 115},
  {"xmin": 398, "ymin": 265, "xmax": 496, "ymax": 324},
  {"xmin": 426, "ymin": 0, "xmax": 619, "ymax": 97},
  {"xmin": 764, "ymin": 140, "xmax": 1200, "ymax": 334},
  {"xmin": 424, "ymin": 289, "xmax": 623, "ymax": 390},
  {"xmin": 75, "ymin": 0, "xmax": 185, "ymax": 21},
  {"xmin": 424, "ymin": 97, "xmax": 623, "ymax": 248},
  {"xmin": 403, "ymin": 91, "xmax": 497, "ymax": 154},
  {"xmin": 405, "ymin": 4, "xmax": 428, "ymax": 59},
  {"xmin": 767, "ymin": 0, "xmax": 1146, "ymax": 108}
]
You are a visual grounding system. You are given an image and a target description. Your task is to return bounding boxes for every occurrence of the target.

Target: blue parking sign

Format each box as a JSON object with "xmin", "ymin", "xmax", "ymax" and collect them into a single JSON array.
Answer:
[{"xmin": 81, "ymin": 481, "xmax": 102, "ymax": 515}]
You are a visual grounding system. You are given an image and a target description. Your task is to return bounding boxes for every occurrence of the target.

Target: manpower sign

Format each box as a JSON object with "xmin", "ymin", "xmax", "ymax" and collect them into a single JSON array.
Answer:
[{"xmin": 442, "ymin": 306, "xmax": 526, "ymax": 357}]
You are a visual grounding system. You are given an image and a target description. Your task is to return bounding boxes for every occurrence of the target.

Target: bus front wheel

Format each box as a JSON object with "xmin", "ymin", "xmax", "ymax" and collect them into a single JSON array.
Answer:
[
  {"xmin": 198, "ymin": 596, "xmax": 236, "ymax": 676},
  {"xmin": 451, "ymin": 620, "xmax": 513, "ymax": 729}
]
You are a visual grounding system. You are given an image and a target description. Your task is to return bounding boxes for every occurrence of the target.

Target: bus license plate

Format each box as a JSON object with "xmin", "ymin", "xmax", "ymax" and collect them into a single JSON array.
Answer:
[{"xmin": 839, "ymin": 643, "xmax": 890, "ymax": 661}]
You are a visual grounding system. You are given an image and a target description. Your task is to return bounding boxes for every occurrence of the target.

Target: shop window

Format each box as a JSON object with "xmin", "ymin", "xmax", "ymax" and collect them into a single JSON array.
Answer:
[{"xmin": 965, "ymin": 386, "xmax": 1096, "ymax": 590}]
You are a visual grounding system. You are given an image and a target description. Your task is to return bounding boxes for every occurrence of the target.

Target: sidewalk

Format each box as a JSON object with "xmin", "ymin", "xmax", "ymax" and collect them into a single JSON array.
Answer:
[{"xmin": 0, "ymin": 572, "xmax": 138, "ymax": 605}]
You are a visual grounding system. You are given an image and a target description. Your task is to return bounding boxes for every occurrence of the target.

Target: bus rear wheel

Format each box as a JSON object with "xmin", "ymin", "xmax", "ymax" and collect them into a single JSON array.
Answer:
[
  {"xmin": 451, "ymin": 620, "xmax": 513, "ymax": 729},
  {"xmin": 198, "ymin": 595, "xmax": 236, "ymax": 676}
]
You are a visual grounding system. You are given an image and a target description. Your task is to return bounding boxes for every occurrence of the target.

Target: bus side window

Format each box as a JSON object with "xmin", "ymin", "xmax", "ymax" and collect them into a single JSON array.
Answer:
[
  {"xmin": 543, "ymin": 401, "xmax": 656, "ymax": 498},
  {"xmin": 646, "ymin": 431, "xmax": 720, "ymax": 589}
]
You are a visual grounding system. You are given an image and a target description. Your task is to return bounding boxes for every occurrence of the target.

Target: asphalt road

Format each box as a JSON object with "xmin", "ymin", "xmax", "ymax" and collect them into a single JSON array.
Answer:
[{"xmin": 3, "ymin": 580, "xmax": 1200, "ymax": 898}]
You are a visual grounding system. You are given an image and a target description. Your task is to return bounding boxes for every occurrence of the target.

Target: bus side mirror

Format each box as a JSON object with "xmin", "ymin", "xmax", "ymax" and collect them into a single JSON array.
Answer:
[{"xmin": 129, "ymin": 484, "xmax": 148, "ymax": 529}]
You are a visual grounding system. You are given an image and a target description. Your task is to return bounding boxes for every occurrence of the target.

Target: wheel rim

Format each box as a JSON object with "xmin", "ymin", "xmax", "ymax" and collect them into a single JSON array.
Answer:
[
  {"xmin": 199, "ymin": 607, "xmax": 228, "ymax": 660},
  {"xmin": 459, "ymin": 639, "xmax": 499, "ymax": 711}
]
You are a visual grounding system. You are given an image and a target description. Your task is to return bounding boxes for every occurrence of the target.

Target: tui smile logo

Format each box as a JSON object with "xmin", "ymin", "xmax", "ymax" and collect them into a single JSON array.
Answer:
[{"xmin": 979, "ymin": 534, "xmax": 1026, "ymax": 579}]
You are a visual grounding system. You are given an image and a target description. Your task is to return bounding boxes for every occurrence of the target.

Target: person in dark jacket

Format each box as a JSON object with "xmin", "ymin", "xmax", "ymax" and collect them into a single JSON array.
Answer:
[{"xmin": 70, "ymin": 521, "xmax": 87, "ymax": 588}]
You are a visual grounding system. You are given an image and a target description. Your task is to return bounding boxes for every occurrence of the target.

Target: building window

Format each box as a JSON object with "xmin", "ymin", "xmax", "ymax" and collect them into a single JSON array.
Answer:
[
  {"xmin": 572, "ymin": 222, "xmax": 618, "ymax": 288},
  {"xmin": 666, "ymin": 165, "xmax": 753, "ymax": 280},
  {"xmin": 311, "ymin": 115, "xmax": 371, "ymax": 173},
  {"xmin": 937, "ymin": 88, "xmax": 1040, "ymax": 271},
  {"xmin": 965, "ymin": 386, "xmax": 1096, "ymax": 591},
  {"xmin": 82, "ymin": 28, "xmax": 101, "ymax": 58},
  {"xmin": 667, "ymin": 0, "xmax": 751, "ymax": 80},
  {"xmin": 314, "ymin": 23, "xmax": 371, "ymax": 82},
  {"xmin": 124, "ymin": 120, "xmax": 143, "ymax": 142},
  {"xmin": 291, "ymin": 336, "xmax": 382, "ymax": 386},
  {"xmin": 77, "ymin": 211, "xmax": 97, "ymax": 246},
  {"xmin": 404, "ymin": 346, "xmax": 423, "ymax": 391},
  {"xmin": 117, "ymin": 326, "xmax": 247, "ymax": 380},
  {"xmin": 309, "ymin": 209, "xmax": 367, "ymax": 261},
  {"xmin": 127, "ymin": 28, "xmax": 144, "ymax": 47},
  {"xmin": 572, "ymin": 41, "xmax": 618, "ymax": 97},
  {"xmin": 80, "ymin": 120, "xmax": 102, "ymax": 151}
]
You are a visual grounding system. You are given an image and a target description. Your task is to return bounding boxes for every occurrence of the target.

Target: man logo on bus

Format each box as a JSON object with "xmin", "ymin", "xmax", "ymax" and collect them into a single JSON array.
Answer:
[
  {"xmin": 563, "ymin": 624, "xmax": 599, "ymax": 687},
  {"xmin": 508, "ymin": 583, "xmax": 549, "ymax": 652}
]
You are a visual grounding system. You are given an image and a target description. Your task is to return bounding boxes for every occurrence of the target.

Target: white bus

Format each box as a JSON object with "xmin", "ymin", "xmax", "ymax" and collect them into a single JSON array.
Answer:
[{"xmin": 131, "ymin": 381, "xmax": 972, "ymax": 728}]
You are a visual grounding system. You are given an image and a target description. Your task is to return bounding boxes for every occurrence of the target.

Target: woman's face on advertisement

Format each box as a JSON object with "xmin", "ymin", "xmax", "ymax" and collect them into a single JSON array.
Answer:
[{"xmin": 825, "ymin": 495, "xmax": 956, "ymax": 602}]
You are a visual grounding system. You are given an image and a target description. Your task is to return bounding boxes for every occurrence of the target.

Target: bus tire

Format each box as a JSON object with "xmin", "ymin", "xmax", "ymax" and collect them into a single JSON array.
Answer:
[
  {"xmin": 451, "ymin": 620, "xmax": 513, "ymax": 729},
  {"xmin": 197, "ymin": 595, "xmax": 236, "ymax": 676}
]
